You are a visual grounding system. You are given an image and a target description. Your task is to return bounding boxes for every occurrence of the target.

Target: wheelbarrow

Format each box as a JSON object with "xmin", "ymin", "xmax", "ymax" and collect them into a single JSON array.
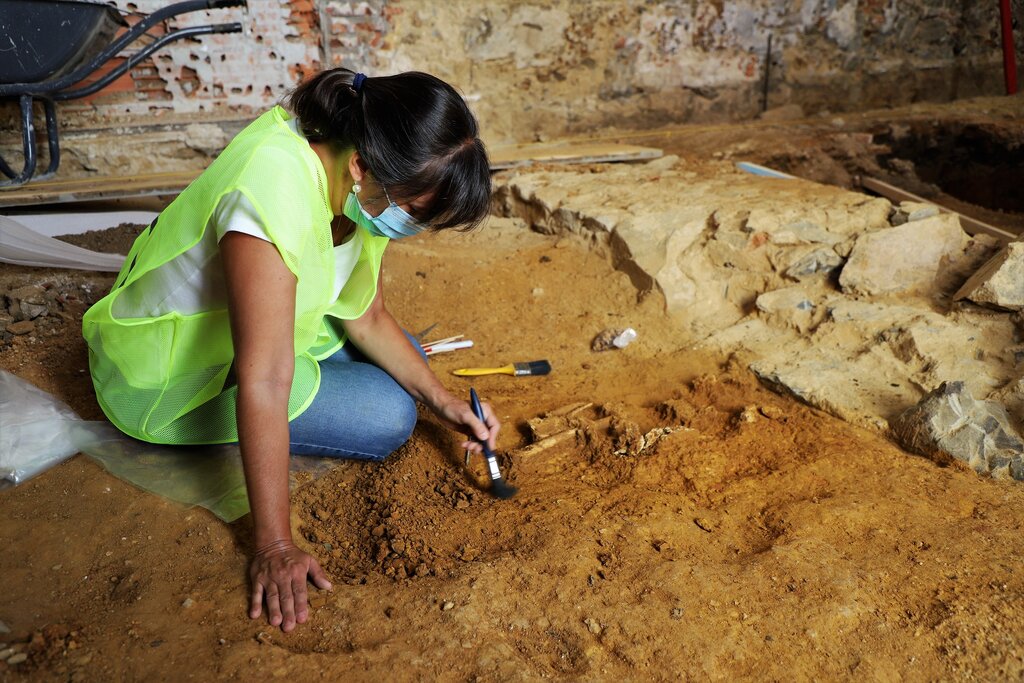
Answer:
[{"xmin": 0, "ymin": 0, "xmax": 247, "ymax": 187}]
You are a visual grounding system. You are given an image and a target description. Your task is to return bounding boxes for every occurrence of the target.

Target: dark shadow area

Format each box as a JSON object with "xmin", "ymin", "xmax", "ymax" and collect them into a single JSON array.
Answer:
[{"xmin": 875, "ymin": 122, "xmax": 1024, "ymax": 213}]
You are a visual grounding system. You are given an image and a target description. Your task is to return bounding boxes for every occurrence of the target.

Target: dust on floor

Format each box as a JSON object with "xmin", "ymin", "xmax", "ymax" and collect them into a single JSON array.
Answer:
[{"xmin": 1, "ymin": 216, "xmax": 1023, "ymax": 681}]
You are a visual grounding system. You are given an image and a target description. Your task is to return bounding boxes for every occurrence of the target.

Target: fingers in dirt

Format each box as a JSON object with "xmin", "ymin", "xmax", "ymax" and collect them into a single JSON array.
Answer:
[
  {"xmin": 279, "ymin": 586, "xmax": 297, "ymax": 632},
  {"xmin": 310, "ymin": 559, "xmax": 332, "ymax": 590},
  {"xmin": 250, "ymin": 583, "xmax": 264, "ymax": 619},
  {"xmin": 266, "ymin": 588, "xmax": 283, "ymax": 627},
  {"xmin": 293, "ymin": 578, "xmax": 310, "ymax": 624}
]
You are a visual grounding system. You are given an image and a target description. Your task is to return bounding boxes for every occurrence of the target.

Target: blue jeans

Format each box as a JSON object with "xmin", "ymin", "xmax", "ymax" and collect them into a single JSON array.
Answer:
[{"xmin": 287, "ymin": 333, "xmax": 425, "ymax": 460}]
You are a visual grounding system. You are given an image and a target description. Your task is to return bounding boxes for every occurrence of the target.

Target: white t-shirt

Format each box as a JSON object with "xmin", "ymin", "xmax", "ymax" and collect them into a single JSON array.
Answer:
[{"xmin": 113, "ymin": 118, "xmax": 360, "ymax": 319}]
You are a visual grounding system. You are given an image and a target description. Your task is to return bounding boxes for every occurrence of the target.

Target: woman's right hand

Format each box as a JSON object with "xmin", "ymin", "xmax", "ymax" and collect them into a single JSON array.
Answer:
[
  {"xmin": 430, "ymin": 393, "xmax": 500, "ymax": 453},
  {"xmin": 249, "ymin": 539, "xmax": 332, "ymax": 632}
]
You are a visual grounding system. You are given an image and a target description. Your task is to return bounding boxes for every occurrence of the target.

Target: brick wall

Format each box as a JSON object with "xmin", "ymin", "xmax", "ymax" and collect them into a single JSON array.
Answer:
[{"xmin": 58, "ymin": 0, "xmax": 321, "ymax": 120}]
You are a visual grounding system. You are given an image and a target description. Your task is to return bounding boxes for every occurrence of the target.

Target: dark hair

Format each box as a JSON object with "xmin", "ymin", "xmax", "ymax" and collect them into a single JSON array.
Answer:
[{"xmin": 288, "ymin": 68, "xmax": 491, "ymax": 231}]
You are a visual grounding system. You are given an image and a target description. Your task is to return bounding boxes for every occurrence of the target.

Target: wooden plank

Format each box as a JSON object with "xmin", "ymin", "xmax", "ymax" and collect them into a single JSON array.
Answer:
[
  {"xmin": 0, "ymin": 170, "xmax": 198, "ymax": 208},
  {"xmin": 488, "ymin": 140, "xmax": 663, "ymax": 170},
  {"xmin": 858, "ymin": 176, "xmax": 1018, "ymax": 243},
  {"xmin": 0, "ymin": 140, "xmax": 663, "ymax": 208}
]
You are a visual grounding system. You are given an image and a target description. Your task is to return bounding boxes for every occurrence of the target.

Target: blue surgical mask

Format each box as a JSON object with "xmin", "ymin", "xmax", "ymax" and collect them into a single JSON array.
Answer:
[{"xmin": 343, "ymin": 188, "xmax": 426, "ymax": 240}]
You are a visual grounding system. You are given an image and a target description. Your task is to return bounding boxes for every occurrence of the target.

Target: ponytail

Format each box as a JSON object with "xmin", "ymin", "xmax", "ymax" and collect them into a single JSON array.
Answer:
[{"xmin": 287, "ymin": 68, "xmax": 491, "ymax": 231}]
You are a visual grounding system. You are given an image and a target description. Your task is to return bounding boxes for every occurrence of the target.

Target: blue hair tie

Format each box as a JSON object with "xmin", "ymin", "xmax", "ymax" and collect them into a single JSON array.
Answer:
[{"xmin": 352, "ymin": 72, "xmax": 367, "ymax": 92}]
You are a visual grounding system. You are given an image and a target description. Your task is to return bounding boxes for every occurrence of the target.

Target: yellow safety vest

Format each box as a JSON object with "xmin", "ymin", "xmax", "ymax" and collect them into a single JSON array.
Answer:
[{"xmin": 83, "ymin": 106, "xmax": 389, "ymax": 444}]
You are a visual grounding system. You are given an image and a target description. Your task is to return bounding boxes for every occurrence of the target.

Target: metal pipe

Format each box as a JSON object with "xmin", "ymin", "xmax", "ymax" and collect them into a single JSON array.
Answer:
[
  {"xmin": 1000, "ymin": 0, "xmax": 1018, "ymax": 95},
  {"xmin": 37, "ymin": 98, "xmax": 61, "ymax": 179},
  {"xmin": 0, "ymin": 96, "xmax": 38, "ymax": 187}
]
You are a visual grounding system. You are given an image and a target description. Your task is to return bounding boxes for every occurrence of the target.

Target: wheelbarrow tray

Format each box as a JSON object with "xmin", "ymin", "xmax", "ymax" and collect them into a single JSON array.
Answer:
[{"xmin": 0, "ymin": 0, "xmax": 128, "ymax": 85}]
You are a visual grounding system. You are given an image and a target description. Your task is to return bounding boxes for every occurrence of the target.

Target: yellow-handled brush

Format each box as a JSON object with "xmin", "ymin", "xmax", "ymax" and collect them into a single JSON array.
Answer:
[{"xmin": 452, "ymin": 360, "xmax": 551, "ymax": 377}]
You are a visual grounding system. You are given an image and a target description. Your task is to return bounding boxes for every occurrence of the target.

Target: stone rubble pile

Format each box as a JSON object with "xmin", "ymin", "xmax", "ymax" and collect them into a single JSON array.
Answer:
[
  {"xmin": 891, "ymin": 382, "xmax": 1024, "ymax": 480},
  {"xmin": 1, "ymin": 278, "xmax": 96, "ymax": 347},
  {"xmin": 494, "ymin": 159, "xmax": 1024, "ymax": 480},
  {"xmin": 954, "ymin": 241, "xmax": 1024, "ymax": 311}
]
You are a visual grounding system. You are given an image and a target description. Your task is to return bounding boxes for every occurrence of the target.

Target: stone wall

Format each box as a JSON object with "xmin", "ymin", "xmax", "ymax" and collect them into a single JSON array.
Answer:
[{"xmin": 1, "ymin": 0, "xmax": 1022, "ymax": 164}]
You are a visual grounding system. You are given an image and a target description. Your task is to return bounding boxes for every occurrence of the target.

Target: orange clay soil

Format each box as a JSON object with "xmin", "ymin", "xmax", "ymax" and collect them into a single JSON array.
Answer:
[{"xmin": 1, "ymin": 219, "xmax": 1023, "ymax": 681}]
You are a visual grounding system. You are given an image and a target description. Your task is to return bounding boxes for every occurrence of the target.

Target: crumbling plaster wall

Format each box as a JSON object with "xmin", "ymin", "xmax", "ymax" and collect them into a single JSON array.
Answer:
[
  {"xmin": 1, "ymin": 0, "xmax": 1021, "ymax": 155},
  {"xmin": 391, "ymin": 0, "xmax": 1022, "ymax": 140}
]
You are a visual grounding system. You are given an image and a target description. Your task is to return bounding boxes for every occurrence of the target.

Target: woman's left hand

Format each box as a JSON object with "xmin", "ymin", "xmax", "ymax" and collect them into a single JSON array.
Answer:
[{"xmin": 431, "ymin": 394, "xmax": 500, "ymax": 453}]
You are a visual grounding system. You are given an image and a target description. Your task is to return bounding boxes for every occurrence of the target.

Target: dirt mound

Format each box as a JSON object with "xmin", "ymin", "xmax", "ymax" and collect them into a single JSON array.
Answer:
[
  {"xmin": 294, "ymin": 377, "xmax": 749, "ymax": 584},
  {"xmin": 296, "ymin": 425, "xmax": 533, "ymax": 584}
]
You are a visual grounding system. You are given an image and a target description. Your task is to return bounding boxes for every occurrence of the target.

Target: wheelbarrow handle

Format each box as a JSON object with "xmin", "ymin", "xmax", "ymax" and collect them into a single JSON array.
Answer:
[
  {"xmin": 210, "ymin": 22, "xmax": 245, "ymax": 32},
  {"xmin": 52, "ymin": 23, "xmax": 244, "ymax": 101}
]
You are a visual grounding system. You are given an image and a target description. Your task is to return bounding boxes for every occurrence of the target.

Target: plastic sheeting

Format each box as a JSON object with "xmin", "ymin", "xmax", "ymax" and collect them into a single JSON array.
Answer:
[
  {"xmin": 0, "ymin": 370, "xmax": 342, "ymax": 522},
  {"xmin": 0, "ymin": 215, "xmax": 126, "ymax": 271},
  {"xmin": 0, "ymin": 369, "xmax": 87, "ymax": 486}
]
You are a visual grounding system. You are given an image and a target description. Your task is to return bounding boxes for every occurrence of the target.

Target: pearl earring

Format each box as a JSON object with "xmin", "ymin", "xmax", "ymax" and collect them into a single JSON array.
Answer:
[{"xmin": 352, "ymin": 182, "xmax": 361, "ymax": 194}]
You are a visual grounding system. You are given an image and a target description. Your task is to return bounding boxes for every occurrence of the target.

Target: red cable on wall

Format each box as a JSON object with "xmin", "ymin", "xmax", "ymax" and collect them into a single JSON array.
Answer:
[{"xmin": 1000, "ymin": 0, "xmax": 1019, "ymax": 94}]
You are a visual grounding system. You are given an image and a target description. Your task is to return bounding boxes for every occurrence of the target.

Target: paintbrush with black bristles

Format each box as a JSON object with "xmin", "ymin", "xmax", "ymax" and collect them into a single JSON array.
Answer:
[
  {"xmin": 468, "ymin": 388, "xmax": 518, "ymax": 499},
  {"xmin": 452, "ymin": 360, "xmax": 551, "ymax": 377}
]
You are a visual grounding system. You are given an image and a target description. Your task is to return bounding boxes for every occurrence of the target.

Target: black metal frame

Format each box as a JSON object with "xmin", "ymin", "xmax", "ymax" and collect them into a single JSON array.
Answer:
[{"xmin": 0, "ymin": 0, "xmax": 247, "ymax": 188}]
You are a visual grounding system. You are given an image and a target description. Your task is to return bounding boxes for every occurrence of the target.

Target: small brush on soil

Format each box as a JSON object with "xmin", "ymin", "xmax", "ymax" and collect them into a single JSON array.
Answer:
[
  {"xmin": 469, "ymin": 388, "xmax": 518, "ymax": 499},
  {"xmin": 453, "ymin": 360, "xmax": 551, "ymax": 377}
]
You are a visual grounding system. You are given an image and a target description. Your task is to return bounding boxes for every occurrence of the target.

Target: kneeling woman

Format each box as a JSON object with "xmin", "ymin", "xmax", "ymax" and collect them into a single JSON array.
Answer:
[{"xmin": 83, "ymin": 69, "xmax": 499, "ymax": 632}]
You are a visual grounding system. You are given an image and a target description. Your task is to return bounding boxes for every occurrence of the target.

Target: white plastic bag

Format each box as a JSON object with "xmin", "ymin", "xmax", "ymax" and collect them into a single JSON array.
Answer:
[
  {"xmin": 0, "ymin": 370, "xmax": 91, "ymax": 486},
  {"xmin": 0, "ymin": 215, "xmax": 126, "ymax": 271},
  {"xmin": 0, "ymin": 370, "xmax": 342, "ymax": 521}
]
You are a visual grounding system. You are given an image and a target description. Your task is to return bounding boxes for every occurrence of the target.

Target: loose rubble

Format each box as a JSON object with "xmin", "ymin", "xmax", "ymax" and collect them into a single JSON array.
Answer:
[
  {"xmin": 837, "ymin": 213, "xmax": 968, "ymax": 296},
  {"xmin": 892, "ymin": 382, "xmax": 1024, "ymax": 480},
  {"xmin": 954, "ymin": 240, "xmax": 1024, "ymax": 311},
  {"xmin": 1, "ymin": 276, "xmax": 100, "ymax": 349}
]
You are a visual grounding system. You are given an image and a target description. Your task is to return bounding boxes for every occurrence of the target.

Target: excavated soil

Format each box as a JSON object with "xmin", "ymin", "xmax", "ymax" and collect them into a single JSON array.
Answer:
[{"xmin": 2, "ymin": 206, "xmax": 1024, "ymax": 681}]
